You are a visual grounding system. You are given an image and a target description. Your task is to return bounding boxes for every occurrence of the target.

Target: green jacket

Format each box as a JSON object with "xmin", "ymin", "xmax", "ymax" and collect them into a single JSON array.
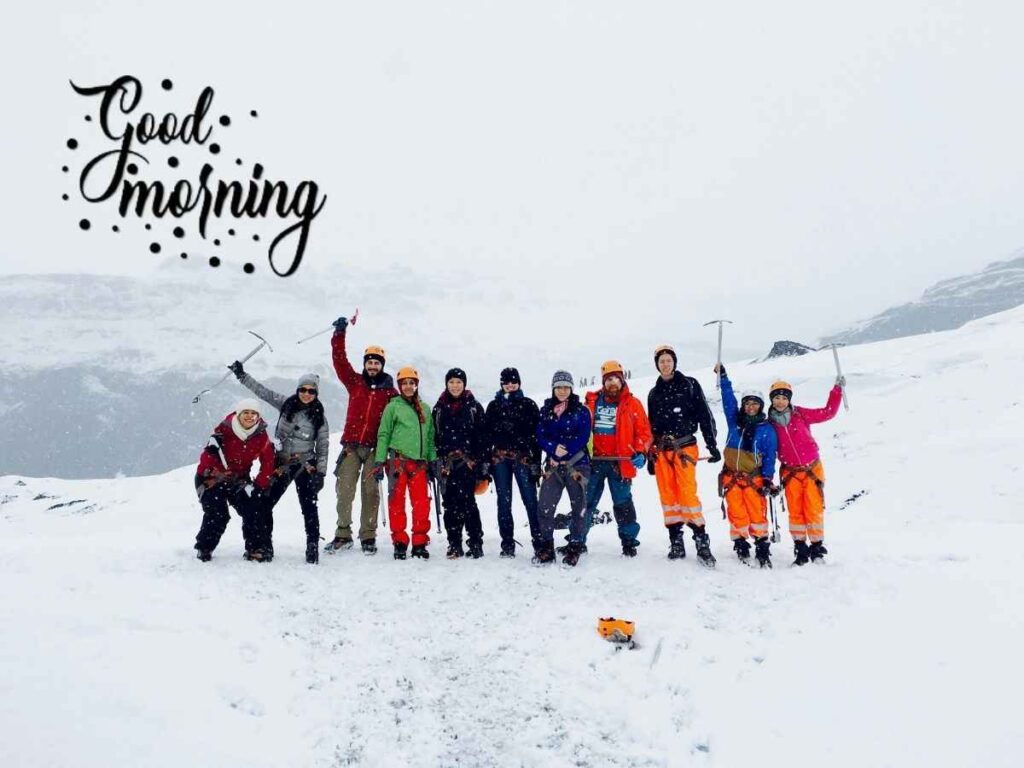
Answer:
[{"xmin": 375, "ymin": 395, "xmax": 437, "ymax": 463}]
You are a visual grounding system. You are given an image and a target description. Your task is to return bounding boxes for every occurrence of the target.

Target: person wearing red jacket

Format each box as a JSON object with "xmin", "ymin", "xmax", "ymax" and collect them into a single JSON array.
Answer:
[
  {"xmin": 582, "ymin": 360, "xmax": 653, "ymax": 557},
  {"xmin": 327, "ymin": 314, "xmax": 398, "ymax": 554},
  {"xmin": 193, "ymin": 398, "xmax": 276, "ymax": 562},
  {"xmin": 767, "ymin": 377, "xmax": 844, "ymax": 565}
]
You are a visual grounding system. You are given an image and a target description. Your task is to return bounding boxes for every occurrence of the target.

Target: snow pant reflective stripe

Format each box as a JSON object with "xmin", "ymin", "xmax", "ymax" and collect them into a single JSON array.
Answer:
[
  {"xmin": 584, "ymin": 460, "xmax": 639, "ymax": 545},
  {"xmin": 782, "ymin": 461, "xmax": 826, "ymax": 543},
  {"xmin": 264, "ymin": 466, "xmax": 322, "ymax": 545},
  {"xmin": 441, "ymin": 462, "xmax": 483, "ymax": 548},
  {"xmin": 539, "ymin": 464, "xmax": 590, "ymax": 546},
  {"xmin": 195, "ymin": 485, "xmax": 263, "ymax": 552},
  {"xmin": 493, "ymin": 458, "xmax": 541, "ymax": 547},
  {"xmin": 653, "ymin": 444, "xmax": 705, "ymax": 527},
  {"xmin": 387, "ymin": 460, "xmax": 431, "ymax": 547},
  {"xmin": 334, "ymin": 444, "xmax": 380, "ymax": 541},
  {"xmin": 723, "ymin": 476, "xmax": 767, "ymax": 540}
]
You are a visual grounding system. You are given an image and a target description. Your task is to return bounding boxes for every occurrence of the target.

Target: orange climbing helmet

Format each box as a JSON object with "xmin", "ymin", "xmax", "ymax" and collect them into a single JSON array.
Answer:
[
  {"xmin": 769, "ymin": 380, "xmax": 793, "ymax": 400},
  {"xmin": 364, "ymin": 345, "xmax": 386, "ymax": 364},
  {"xmin": 597, "ymin": 616, "xmax": 635, "ymax": 643},
  {"xmin": 601, "ymin": 360, "xmax": 625, "ymax": 381},
  {"xmin": 396, "ymin": 366, "xmax": 419, "ymax": 383}
]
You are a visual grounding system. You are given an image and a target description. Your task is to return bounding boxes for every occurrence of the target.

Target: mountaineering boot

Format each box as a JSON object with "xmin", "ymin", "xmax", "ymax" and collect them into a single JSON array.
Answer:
[
  {"xmin": 693, "ymin": 527, "xmax": 717, "ymax": 568},
  {"xmin": 262, "ymin": 544, "xmax": 274, "ymax": 563},
  {"xmin": 733, "ymin": 537, "xmax": 752, "ymax": 564},
  {"xmin": 394, "ymin": 542, "xmax": 408, "ymax": 560},
  {"xmin": 446, "ymin": 543, "xmax": 464, "ymax": 559},
  {"xmin": 809, "ymin": 541, "xmax": 828, "ymax": 563},
  {"xmin": 325, "ymin": 536, "xmax": 353, "ymax": 553},
  {"xmin": 499, "ymin": 541, "xmax": 516, "ymax": 558},
  {"xmin": 754, "ymin": 537, "xmax": 772, "ymax": 569},
  {"xmin": 361, "ymin": 538, "xmax": 377, "ymax": 555},
  {"xmin": 411, "ymin": 544, "xmax": 429, "ymax": 560},
  {"xmin": 466, "ymin": 542, "xmax": 484, "ymax": 559},
  {"xmin": 556, "ymin": 542, "xmax": 587, "ymax": 556},
  {"xmin": 196, "ymin": 549, "xmax": 212, "ymax": 562},
  {"xmin": 561, "ymin": 544, "xmax": 582, "ymax": 567},
  {"xmin": 531, "ymin": 544, "xmax": 555, "ymax": 565},
  {"xmin": 667, "ymin": 523, "xmax": 686, "ymax": 560},
  {"xmin": 243, "ymin": 549, "xmax": 264, "ymax": 562},
  {"xmin": 793, "ymin": 540, "xmax": 810, "ymax": 566},
  {"xmin": 305, "ymin": 541, "xmax": 319, "ymax": 564},
  {"xmin": 622, "ymin": 543, "xmax": 638, "ymax": 558}
]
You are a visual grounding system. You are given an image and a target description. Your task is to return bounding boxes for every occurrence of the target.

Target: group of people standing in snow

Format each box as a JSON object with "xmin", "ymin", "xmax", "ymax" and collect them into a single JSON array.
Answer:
[{"xmin": 193, "ymin": 314, "xmax": 845, "ymax": 569}]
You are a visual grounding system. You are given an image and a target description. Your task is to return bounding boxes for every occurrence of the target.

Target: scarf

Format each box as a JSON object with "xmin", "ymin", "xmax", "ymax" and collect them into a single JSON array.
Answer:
[{"xmin": 281, "ymin": 394, "xmax": 325, "ymax": 431}]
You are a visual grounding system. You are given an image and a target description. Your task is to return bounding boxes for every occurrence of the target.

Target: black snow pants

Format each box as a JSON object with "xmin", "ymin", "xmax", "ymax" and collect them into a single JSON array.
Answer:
[{"xmin": 441, "ymin": 462, "xmax": 483, "ymax": 548}]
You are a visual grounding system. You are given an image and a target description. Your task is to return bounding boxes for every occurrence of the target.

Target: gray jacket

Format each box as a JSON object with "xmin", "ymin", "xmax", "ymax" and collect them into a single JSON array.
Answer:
[{"xmin": 239, "ymin": 373, "xmax": 330, "ymax": 475}]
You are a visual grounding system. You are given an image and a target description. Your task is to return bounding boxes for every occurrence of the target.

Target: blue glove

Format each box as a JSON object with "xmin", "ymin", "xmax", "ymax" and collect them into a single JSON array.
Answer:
[
  {"xmin": 631, "ymin": 452, "xmax": 646, "ymax": 469},
  {"xmin": 332, "ymin": 316, "xmax": 349, "ymax": 331}
]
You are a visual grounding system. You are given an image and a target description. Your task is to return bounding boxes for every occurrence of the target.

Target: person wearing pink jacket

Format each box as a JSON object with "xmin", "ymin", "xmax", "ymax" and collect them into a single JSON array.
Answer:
[{"xmin": 767, "ymin": 377, "xmax": 844, "ymax": 565}]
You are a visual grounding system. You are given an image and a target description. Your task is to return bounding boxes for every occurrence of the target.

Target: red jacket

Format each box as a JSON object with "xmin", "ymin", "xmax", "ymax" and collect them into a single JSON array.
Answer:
[
  {"xmin": 331, "ymin": 331, "xmax": 398, "ymax": 446},
  {"xmin": 584, "ymin": 384, "xmax": 653, "ymax": 479},
  {"xmin": 196, "ymin": 413, "xmax": 276, "ymax": 490}
]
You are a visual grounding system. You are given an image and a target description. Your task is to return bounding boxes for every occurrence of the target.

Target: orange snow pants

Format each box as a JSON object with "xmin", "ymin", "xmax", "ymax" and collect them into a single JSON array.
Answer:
[
  {"xmin": 721, "ymin": 471, "xmax": 768, "ymax": 541},
  {"xmin": 654, "ymin": 443, "xmax": 706, "ymax": 528},
  {"xmin": 781, "ymin": 460, "xmax": 825, "ymax": 543},
  {"xmin": 387, "ymin": 459, "xmax": 432, "ymax": 547}
]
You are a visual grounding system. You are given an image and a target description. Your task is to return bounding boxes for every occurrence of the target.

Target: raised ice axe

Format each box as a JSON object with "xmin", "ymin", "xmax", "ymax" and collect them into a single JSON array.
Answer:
[
  {"xmin": 824, "ymin": 342, "xmax": 850, "ymax": 411},
  {"xmin": 296, "ymin": 308, "xmax": 359, "ymax": 345},
  {"xmin": 703, "ymin": 319, "xmax": 733, "ymax": 390},
  {"xmin": 191, "ymin": 331, "xmax": 273, "ymax": 404}
]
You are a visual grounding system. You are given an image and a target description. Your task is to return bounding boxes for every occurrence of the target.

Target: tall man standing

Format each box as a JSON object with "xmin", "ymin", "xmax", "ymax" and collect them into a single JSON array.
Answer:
[
  {"xmin": 327, "ymin": 314, "xmax": 397, "ymax": 555},
  {"xmin": 647, "ymin": 345, "xmax": 721, "ymax": 567}
]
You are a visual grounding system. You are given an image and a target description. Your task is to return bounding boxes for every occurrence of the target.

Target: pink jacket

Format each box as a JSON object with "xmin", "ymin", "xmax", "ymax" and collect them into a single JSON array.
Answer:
[{"xmin": 770, "ymin": 386, "xmax": 842, "ymax": 467}]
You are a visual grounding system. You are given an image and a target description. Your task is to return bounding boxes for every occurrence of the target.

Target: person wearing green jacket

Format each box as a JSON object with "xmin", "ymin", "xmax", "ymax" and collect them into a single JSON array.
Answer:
[{"xmin": 375, "ymin": 366, "xmax": 437, "ymax": 560}]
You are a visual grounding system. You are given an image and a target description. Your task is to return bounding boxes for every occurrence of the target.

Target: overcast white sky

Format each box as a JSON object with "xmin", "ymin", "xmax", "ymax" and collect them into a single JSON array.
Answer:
[{"xmin": 2, "ymin": 1, "xmax": 1023, "ymax": 349}]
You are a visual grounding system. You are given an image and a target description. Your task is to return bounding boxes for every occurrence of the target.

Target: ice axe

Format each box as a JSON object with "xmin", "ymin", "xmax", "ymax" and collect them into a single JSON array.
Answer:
[
  {"xmin": 192, "ymin": 331, "xmax": 273, "ymax": 404},
  {"xmin": 296, "ymin": 308, "xmax": 359, "ymax": 345},
  {"xmin": 703, "ymin": 319, "xmax": 732, "ymax": 390},
  {"xmin": 823, "ymin": 342, "xmax": 850, "ymax": 411}
]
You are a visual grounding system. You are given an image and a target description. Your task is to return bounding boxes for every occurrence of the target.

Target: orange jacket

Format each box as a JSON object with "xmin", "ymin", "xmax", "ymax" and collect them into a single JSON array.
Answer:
[{"xmin": 584, "ymin": 384, "xmax": 653, "ymax": 479}]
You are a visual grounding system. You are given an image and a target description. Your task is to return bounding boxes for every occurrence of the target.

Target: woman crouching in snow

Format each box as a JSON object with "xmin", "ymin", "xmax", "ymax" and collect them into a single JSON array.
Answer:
[{"xmin": 193, "ymin": 398, "xmax": 276, "ymax": 562}]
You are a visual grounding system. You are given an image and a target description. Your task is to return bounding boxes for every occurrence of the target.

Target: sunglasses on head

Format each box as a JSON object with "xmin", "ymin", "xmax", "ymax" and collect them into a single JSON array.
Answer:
[{"xmin": 297, "ymin": 387, "xmax": 318, "ymax": 395}]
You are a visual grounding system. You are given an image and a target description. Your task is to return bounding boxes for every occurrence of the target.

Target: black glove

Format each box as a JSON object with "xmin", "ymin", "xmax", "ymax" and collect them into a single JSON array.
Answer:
[
  {"xmin": 332, "ymin": 316, "xmax": 349, "ymax": 331},
  {"xmin": 311, "ymin": 473, "xmax": 325, "ymax": 493},
  {"xmin": 427, "ymin": 460, "xmax": 441, "ymax": 482},
  {"xmin": 715, "ymin": 364, "xmax": 727, "ymax": 377},
  {"xmin": 228, "ymin": 360, "xmax": 244, "ymax": 379},
  {"xmin": 706, "ymin": 446, "xmax": 722, "ymax": 464},
  {"xmin": 769, "ymin": 483, "xmax": 781, "ymax": 497},
  {"xmin": 372, "ymin": 462, "xmax": 385, "ymax": 481}
]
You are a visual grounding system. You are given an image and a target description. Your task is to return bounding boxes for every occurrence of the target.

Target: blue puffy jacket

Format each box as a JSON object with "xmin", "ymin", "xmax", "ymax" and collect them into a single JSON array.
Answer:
[
  {"xmin": 537, "ymin": 393, "xmax": 592, "ymax": 465},
  {"xmin": 721, "ymin": 374, "xmax": 777, "ymax": 482}
]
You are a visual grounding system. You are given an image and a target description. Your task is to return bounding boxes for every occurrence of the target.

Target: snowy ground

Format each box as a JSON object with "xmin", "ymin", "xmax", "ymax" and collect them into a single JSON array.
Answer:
[{"xmin": 2, "ymin": 308, "xmax": 1023, "ymax": 767}]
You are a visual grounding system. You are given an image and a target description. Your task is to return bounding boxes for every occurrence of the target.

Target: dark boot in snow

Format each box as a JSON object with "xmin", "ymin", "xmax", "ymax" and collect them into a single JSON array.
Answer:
[
  {"xmin": 793, "ymin": 540, "xmax": 810, "ymax": 566},
  {"xmin": 561, "ymin": 544, "xmax": 583, "ymax": 567},
  {"xmin": 531, "ymin": 544, "xmax": 555, "ymax": 565},
  {"xmin": 325, "ymin": 536, "xmax": 354, "ymax": 553},
  {"xmin": 394, "ymin": 542, "xmax": 408, "ymax": 560},
  {"xmin": 667, "ymin": 523, "xmax": 686, "ymax": 560},
  {"xmin": 305, "ymin": 541, "xmax": 319, "ymax": 564},
  {"xmin": 556, "ymin": 542, "xmax": 587, "ymax": 556},
  {"xmin": 734, "ymin": 537, "xmax": 752, "ymax": 564},
  {"xmin": 446, "ymin": 543, "xmax": 464, "ymax": 559},
  {"xmin": 196, "ymin": 549, "xmax": 212, "ymax": 562},
  {"xmin": 754, "ymin": 537, "xmax": 772, "ymax": 568},
  {"xmin": 693, "ymin": 527, "xmax": 716, "ymax": 568},
  {"xmin": 361, "ymin": 539, "xmax": 377, "ymax": 555},
  {"xmin": 621, "ymin": 542, "xmax": 638, "ymax": 558},
  {"xmin": 809, "ymin": 541, "xmax": 828, "ymax": 563},
  {"xmin": 500, "ymin": 541, "xmax": 516, "ymax": 558},
  {"xmin": 466, "ymin": 542, "xmax": 483, "ymax": 559},
  {"xmin": 411, "ymin": 544, "xmax": 429, "ymax": 560}
]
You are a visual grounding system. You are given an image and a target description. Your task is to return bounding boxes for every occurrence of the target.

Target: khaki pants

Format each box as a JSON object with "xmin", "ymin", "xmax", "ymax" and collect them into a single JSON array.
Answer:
[{"xmin": 334, "ymin": 444, "xmax": 380, "ymax": 541}]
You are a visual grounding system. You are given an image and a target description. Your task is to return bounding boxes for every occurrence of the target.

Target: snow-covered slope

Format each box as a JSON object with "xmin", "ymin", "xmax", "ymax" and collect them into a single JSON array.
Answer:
[
  {"xmin": 822, "ymin": 251, "xmax": 1024, "ymax": 346},
  {"xmin": 2, "ymin": 306, "xmax": 1022, "ymax": 766}
]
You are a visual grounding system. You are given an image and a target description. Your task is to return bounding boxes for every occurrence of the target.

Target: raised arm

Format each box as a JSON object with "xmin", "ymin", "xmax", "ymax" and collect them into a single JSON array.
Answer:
[
  {"xmin": 238, "ymin": 372, "xmax": 288, "ymax": 411},
  {"xmin": 719, "ymin": 372, "xmax": 738, "ymax": 432},
  {"xmin": 330, "ymin": 326, "xmax": 362, "ymax": 390},
  {"xmin": 798, "ymin": 385, "xmax": 843, "ymax": 425}
]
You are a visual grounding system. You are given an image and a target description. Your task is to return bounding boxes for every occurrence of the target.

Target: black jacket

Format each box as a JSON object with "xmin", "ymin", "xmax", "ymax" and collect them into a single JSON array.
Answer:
[
  {"xmin": 647, "ymin": 372, "xmax": 718, "ymax": 449},
  {"xmin": 432, "ymin": 390, "xmax": 488, "ymax": 461},
  {"xmin": 484, "ymin": 389, "xmax": 541, "ymax": 463}
]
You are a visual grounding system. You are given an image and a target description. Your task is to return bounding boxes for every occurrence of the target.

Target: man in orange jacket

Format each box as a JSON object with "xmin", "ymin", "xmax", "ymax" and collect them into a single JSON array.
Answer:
[{"xmin": 581, "ymin": 360, "xmax": 653, "ymax": 557}]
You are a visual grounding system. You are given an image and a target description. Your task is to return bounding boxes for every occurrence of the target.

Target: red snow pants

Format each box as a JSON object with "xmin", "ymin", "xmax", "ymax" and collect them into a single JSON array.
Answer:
[
  {"xmin": 781, "ymin": 460, "xmax": 825, "ymax": 543},
  {"xmin": 388, "ymin": 459, "xmax": 432, "ymax": 547}
]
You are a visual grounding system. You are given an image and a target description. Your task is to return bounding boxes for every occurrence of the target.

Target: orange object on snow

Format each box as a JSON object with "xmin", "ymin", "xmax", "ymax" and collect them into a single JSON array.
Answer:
[{"xmin": 597, "ymin": 617, "xmax": 635, "ymax": 643}]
